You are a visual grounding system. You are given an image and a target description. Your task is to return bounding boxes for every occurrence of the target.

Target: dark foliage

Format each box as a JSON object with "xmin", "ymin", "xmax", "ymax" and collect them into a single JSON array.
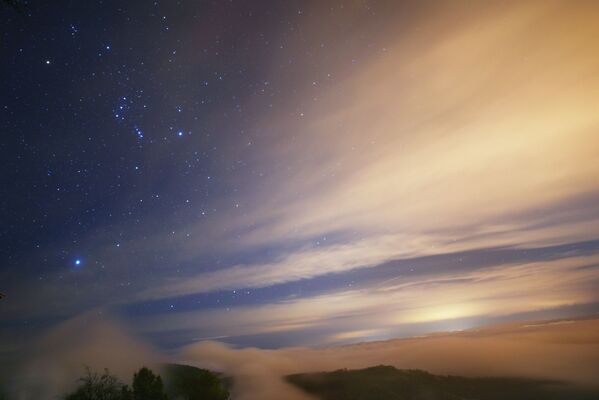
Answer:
[
  {"xmin": 162, "ymin": 364, "xmax": 229, "ymax": 400},
  {"xmin": 132, "ymin": 367, "xmax": 168, "ymax": 400},
  {"xmin": 64, "ymin": 367, "xmax": 131, "ymax": 400},
  {"xmin": 62, "ymin": 365, "xmax": 229, "ymax": 400},
  {"xmin": 287, "ymin": 365, "xmax": 599, "ymax": 400}
]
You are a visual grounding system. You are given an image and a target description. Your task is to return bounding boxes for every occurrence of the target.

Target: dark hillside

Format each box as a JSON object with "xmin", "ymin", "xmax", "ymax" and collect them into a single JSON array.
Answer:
[{"xmin": 286, "ymin": 365, "xmax": 599, "ymax": 400}]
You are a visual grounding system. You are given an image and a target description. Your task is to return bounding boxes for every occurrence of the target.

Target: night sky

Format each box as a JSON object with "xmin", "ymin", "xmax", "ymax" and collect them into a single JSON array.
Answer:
[{"xmin": 2, "ymin": 0, "xmax": 599, "ymax": 359}]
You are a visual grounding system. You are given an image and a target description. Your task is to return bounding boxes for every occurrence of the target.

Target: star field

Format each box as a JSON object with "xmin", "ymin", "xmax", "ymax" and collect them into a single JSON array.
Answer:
[
  {"xmin": 1, "ymin": 0, "xmax": 374, "ymax": 340},
  {"xmin": 2, "ymin": 0, "xmax": 599, "ymax": 354}
]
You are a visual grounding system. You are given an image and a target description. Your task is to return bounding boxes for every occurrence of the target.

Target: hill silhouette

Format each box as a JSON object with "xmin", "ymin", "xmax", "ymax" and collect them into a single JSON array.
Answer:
[{"xmin": 286, "ymin": 365, "xmax": 599, "ymax": 400}]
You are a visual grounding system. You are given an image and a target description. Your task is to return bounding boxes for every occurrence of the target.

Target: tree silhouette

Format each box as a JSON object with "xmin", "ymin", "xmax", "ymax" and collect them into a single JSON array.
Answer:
[
  {"xmin": 132, "ymin": 367, "xmax": 168, "ymax": 400},
  {"xmin": 163, "ymin": 364, "xmax": 229, "ymax": 400},
  {"xmin": 65, "ymin": 367, "xmax": 131, "ymax": 400}
]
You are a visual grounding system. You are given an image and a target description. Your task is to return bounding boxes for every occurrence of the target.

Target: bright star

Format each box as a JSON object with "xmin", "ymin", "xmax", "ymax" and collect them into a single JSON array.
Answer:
[{"xmin": 75, "ymin": 259, "xmax": 81, "ymax": 266}]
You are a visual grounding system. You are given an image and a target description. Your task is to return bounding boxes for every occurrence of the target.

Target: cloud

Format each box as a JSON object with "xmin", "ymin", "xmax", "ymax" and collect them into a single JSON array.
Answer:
[
  {"xmin": 136, "ymin": 0, "xmax": 599, "ymax": 303},
  {"xmin": 5, "ymin": 313, "xmax": 599, "ymax": 400},
  {"xmin": 182, "ymin": 318, "xmax": 599, "ymax": 400},
  {"xmin": 137, "ymin": 234, "xmax": 438, "ymax": 300},
  {"xmin": 135, "ymin": 253, "xmax": 599, "ymax": 342},
  {"xmin": 232, "ymin": 1, "xmax": 599, "ymax": 244}
]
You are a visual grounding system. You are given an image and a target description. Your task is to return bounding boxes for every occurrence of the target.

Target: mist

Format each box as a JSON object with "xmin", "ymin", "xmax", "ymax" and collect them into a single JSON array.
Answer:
[
  {"xmin": 7, "ymin": 314, "xmax": 598, "ymax": 400},
  {"xmin": 182, "ymin": 318, "xmax": 599, "ymax": 400},
  {"xmin": 6, "ymin": 313, "xmax": 160, "ymax": 400}
]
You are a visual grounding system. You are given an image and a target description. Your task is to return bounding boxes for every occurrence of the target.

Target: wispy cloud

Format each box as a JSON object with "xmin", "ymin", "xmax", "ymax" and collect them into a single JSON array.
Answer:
[
  {"xmin": 139, "ymin": 0, "xmax": 599, "ymax": 302},
  {"xmin": 135, "ymin": 253, "xmax": 599, "ymax": 343}
]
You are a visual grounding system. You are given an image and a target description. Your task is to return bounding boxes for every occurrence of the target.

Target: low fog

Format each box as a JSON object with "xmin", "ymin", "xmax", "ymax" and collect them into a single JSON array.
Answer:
[{"xmin": 6, "ymin": 315, "xmax": 599, "ymax": 400}]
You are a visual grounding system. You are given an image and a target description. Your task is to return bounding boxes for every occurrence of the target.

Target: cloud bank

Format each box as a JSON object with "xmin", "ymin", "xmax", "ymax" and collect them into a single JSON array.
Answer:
[
  {"xmin": 183, "ymin": 317, "xmax": 599, "ymax": 400},
  {"xmin": 7, "ymin": 315, "xmax": 599, "ymax": 400}
]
